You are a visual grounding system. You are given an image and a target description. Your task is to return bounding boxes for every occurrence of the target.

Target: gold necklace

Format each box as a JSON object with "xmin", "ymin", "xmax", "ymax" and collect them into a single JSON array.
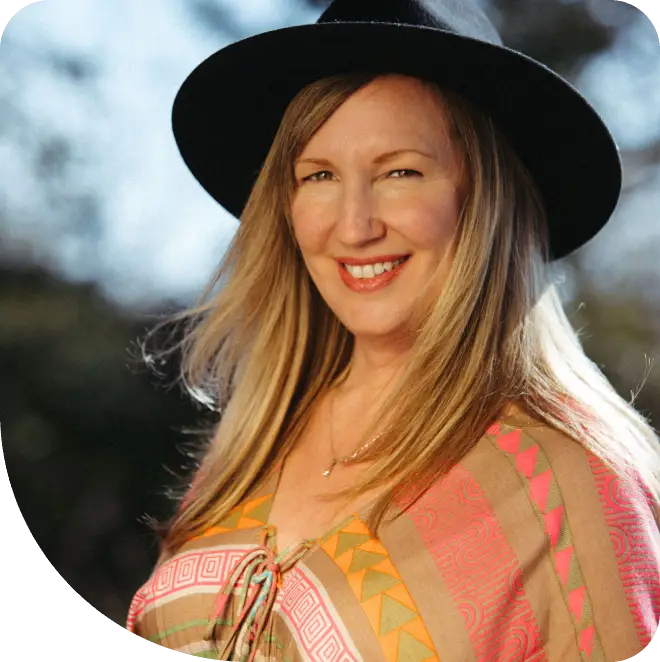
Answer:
[{"xmin": 322, "ymin": 386, "xmax": 391, "ymax": 478}]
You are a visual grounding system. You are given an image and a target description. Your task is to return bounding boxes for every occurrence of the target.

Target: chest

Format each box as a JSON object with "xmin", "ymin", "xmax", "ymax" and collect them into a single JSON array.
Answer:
[
  {"xmin": 264, "ymin": 459, "xmax": 366, "ymax": 555},
  {"xmin": 265, "ymin": 390, "xmax": 402, "ymax": 555},
  {"xmin": 265, "ymin": 437, "xmax": 389, "ymax": 556},
  {"xmin": 268, "ymin": 461, "xmax": 408, "ymax": 572}
]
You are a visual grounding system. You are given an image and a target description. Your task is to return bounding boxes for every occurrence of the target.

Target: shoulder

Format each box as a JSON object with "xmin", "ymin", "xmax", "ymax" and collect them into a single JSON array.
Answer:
[
  {"xmin": 480, "ymin": 405, "xmax": 659, "ymax": 538},
  {"xmin": 392, "ymin": 405, "xmax": 660, "ymax": 660},
  {"xmin": 472, "ymin": 407, "xmax": 660, "ymax": 658}
]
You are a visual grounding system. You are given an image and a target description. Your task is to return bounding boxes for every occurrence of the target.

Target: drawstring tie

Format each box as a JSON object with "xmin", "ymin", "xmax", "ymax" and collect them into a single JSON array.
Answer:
[{"xmin": 204, "ymin": 526, "xmax": 313, "ymax": 662}]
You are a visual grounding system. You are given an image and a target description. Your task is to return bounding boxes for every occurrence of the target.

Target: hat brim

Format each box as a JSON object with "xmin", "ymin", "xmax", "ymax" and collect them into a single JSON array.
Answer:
[{"xmin": 172, "ymin": 21, "xmax": 622, "ymax": 261}]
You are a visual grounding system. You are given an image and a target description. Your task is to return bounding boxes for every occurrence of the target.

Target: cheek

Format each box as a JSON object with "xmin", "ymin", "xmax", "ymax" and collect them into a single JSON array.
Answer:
[
  {"xmin": 290, "ymin": 196, "xmax": 330, "ymax": 251},
  {"xmin": 396, "ymin": 196, "xmax": 460, "ymax": 246},
  {"xmin": 291, "ymin": 202, "xmax": 315, "ymax": 250}
]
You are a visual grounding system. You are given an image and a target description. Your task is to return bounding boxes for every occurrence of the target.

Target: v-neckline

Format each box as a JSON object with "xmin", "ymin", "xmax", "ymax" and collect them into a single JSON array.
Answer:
[
  {"xmin": 254, "ymin": 457, "xmax": 385, "ymax": 559},
  {"xmin": 249, "ymin": 406, "xmax": 523, "ymax": 559}
]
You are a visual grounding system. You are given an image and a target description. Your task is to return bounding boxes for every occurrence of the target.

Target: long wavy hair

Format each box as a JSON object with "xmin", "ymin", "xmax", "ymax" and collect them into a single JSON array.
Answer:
[{"xmin": 142, "ymin": 72, "xmax": 660, "ymax": 561}]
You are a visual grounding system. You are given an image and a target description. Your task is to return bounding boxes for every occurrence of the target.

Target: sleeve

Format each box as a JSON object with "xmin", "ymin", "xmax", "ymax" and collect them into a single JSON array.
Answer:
[
  {"xmin": 583, "ymin": 454, "xmax": 660, "ymax": 653},
  {"xmin": 477, "ymin": 420, "xmax": 660, "ymax": 661},
  {"xmin": 125, "ymin": 545, "xmax": 178, "ymax": 637},
  {"xmin": 519, "ymin": 423, "xmax": 660, "ymax": 661},
  {"xmin": 125, "ymin": 581, "xmax": 150, "ymax": 636}
]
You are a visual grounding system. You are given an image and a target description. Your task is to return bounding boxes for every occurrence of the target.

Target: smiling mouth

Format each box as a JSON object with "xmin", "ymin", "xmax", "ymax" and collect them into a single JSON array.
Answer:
[{"xmin": 339, "ymin": 255, "xmax": 412, "ymax": 273}]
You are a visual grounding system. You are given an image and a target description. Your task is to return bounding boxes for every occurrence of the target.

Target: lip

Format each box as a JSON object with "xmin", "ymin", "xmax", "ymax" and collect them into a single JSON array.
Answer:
[
  {"xmin": 336, "ymin": 254, "xmax": 411, "ymax": 266},
  {"xmin": 338, "ymin": 256, "xmax": 411, "ymax": 293}
]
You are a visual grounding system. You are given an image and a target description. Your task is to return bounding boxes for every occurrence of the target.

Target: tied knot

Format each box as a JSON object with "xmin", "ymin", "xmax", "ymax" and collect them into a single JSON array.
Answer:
[
  {"xmin": 250, "ymin": 560, "xmax": 282, "ymax": 589},
  {"xmin": 266, "ymin": 561, "xmax": 281, "ymax": 575}
]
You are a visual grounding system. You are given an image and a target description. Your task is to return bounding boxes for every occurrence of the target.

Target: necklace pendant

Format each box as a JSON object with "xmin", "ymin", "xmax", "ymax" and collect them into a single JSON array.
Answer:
[{"xmin": 322, "ymin": 459, "xmax": 337, "ymax": 478}]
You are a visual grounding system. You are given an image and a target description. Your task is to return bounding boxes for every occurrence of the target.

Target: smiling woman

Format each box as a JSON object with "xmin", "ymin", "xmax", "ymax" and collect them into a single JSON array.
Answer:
[{"xmin": 127, "ymin": 1, "xmax": 660, "ymax": 661}]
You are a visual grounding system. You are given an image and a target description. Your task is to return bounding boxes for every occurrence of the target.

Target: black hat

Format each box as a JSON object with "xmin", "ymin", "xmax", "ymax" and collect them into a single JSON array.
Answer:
[{"xmin": 172, "ymin": 0, "xmax": 622, "ymax": 261}]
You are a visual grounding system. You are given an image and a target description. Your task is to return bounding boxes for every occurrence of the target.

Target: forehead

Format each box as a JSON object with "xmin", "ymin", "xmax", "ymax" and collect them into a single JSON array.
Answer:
[
  {"xmin": 299, "ymin": 74, "xmax": 453, "ymax": 154},
  {"xmin": 353, "ymin": 74, "xmax": 446, "ymax": 109}
]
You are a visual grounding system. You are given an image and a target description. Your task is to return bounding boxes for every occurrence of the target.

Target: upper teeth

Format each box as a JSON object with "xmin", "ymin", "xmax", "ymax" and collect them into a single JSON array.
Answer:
[{"xmin": 344, "ymin": 257, "xmax": 407, "ymax": 279}]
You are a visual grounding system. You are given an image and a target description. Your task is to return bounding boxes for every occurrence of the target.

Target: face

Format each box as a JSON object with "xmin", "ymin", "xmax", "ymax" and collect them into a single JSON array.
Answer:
[{"xmin": 291, "ymin": 75, "xmax": 464, "ymax": 342}]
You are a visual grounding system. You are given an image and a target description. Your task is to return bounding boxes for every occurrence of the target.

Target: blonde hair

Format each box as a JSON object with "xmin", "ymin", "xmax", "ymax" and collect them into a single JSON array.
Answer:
[{"xmin": 143, "ymin": 72, "xmax": 660, "ymax": 560}]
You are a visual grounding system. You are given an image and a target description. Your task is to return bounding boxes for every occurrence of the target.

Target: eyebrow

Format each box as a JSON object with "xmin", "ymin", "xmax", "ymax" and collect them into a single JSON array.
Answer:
[{"xmin": 295, "ymin": 148, "xmax": 436, "ymax": 167}]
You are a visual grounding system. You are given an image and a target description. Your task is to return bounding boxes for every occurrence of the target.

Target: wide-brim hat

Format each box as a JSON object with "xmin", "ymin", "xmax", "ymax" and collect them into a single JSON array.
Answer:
[{"xmin": 171, "ymin": 0, "xmax": 622, "ymax": 261}]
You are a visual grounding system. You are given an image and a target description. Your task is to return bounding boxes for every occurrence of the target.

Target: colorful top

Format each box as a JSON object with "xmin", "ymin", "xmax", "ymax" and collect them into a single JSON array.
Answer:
[{"xmin": 126, "ymin": 408, "xmax": 660, "ymax": 661}]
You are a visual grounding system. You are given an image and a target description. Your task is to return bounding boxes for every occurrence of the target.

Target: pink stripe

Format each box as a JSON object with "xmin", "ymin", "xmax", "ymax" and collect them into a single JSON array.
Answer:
[
  {"xmin": 133, "ymin": 547, "xmax": 261, "ymax": 610},
  {"xmin": 588, "ymin": 454, "xmax": 660, "ymax": 647},
  {"xmin": 127, "ymin": 546, "xmax": 361, "ymax": 660},
  {"xmin": 125, "ymin": 585, "xmax": 147, "ymax": 632},
  {"xmin": 403, "ymin": 462, "xmax": 546, "ymax": 662},
  {"xmin": 276, "ymin": 565, "xmax": 360, "ymax": 661}
]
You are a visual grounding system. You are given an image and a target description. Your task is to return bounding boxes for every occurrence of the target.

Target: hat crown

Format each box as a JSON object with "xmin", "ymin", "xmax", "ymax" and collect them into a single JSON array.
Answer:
[{"xmin": 319, "ymin": 0, "xmax": 503, "ymax": 46}]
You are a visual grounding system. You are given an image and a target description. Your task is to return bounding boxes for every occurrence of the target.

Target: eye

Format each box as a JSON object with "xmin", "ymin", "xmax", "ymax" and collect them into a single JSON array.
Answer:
[
  {"xmin": 302, "ymin": 170, "xmax": 334, "ymax": 182},
  {"xmin": 389, "ymin": 169, "xmax": 422, "ymax": 178},
  {"xmin": 299, "ymin": 169, "xmax": 422, "ymax": 183}
]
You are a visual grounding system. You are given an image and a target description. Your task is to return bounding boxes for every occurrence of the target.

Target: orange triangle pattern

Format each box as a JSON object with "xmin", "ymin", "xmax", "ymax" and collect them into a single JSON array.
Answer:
[
  {"xmin": 192, "ymin": 494, "xmax": 274, "ymax": 543},
  {"xmin": 322, "ymin": 515, "xmax": 439, "ymax": 662},
  {"xmin": 190, "ymin": 492, "xmax": 440, "ymax": 659},
  {"xmin": 493, "ymin": 423, "xmax": 603, "ymax": 660}
]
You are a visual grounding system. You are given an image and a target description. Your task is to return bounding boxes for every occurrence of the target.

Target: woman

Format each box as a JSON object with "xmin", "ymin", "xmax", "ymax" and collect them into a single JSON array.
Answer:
[{"xmin": 126, "ymin": 1, "xmax": 660, "ymax": 660}]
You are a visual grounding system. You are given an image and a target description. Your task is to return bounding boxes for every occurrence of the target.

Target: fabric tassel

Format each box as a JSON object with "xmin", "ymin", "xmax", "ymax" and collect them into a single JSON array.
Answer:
[{"xmin": 205, "ymin": 526, "xmax": 315, "ymax": 660}]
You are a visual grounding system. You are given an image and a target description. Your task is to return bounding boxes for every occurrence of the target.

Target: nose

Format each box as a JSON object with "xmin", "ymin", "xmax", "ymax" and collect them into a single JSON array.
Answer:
[{"xmin": 334, "ymin": 179, "xmax": 385, "ymax": 244}]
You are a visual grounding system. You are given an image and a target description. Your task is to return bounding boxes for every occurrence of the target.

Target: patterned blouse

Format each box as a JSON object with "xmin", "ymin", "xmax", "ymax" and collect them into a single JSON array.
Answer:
[{"xmin": 126, "ymin": 408, "xmax": 660, "ymax": 661}]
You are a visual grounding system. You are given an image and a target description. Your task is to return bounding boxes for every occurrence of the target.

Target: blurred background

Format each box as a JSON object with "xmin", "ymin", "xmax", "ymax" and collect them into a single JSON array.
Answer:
[{"xmin": 0, "ymin": 0, "xmax": 659, "ymax": 627}]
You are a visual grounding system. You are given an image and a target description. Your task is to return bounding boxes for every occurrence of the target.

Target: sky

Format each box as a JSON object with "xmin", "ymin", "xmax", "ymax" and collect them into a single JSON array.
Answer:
[{"xmin": 0, "ymin": 0, "xmax": 658, "ymax": 309}]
